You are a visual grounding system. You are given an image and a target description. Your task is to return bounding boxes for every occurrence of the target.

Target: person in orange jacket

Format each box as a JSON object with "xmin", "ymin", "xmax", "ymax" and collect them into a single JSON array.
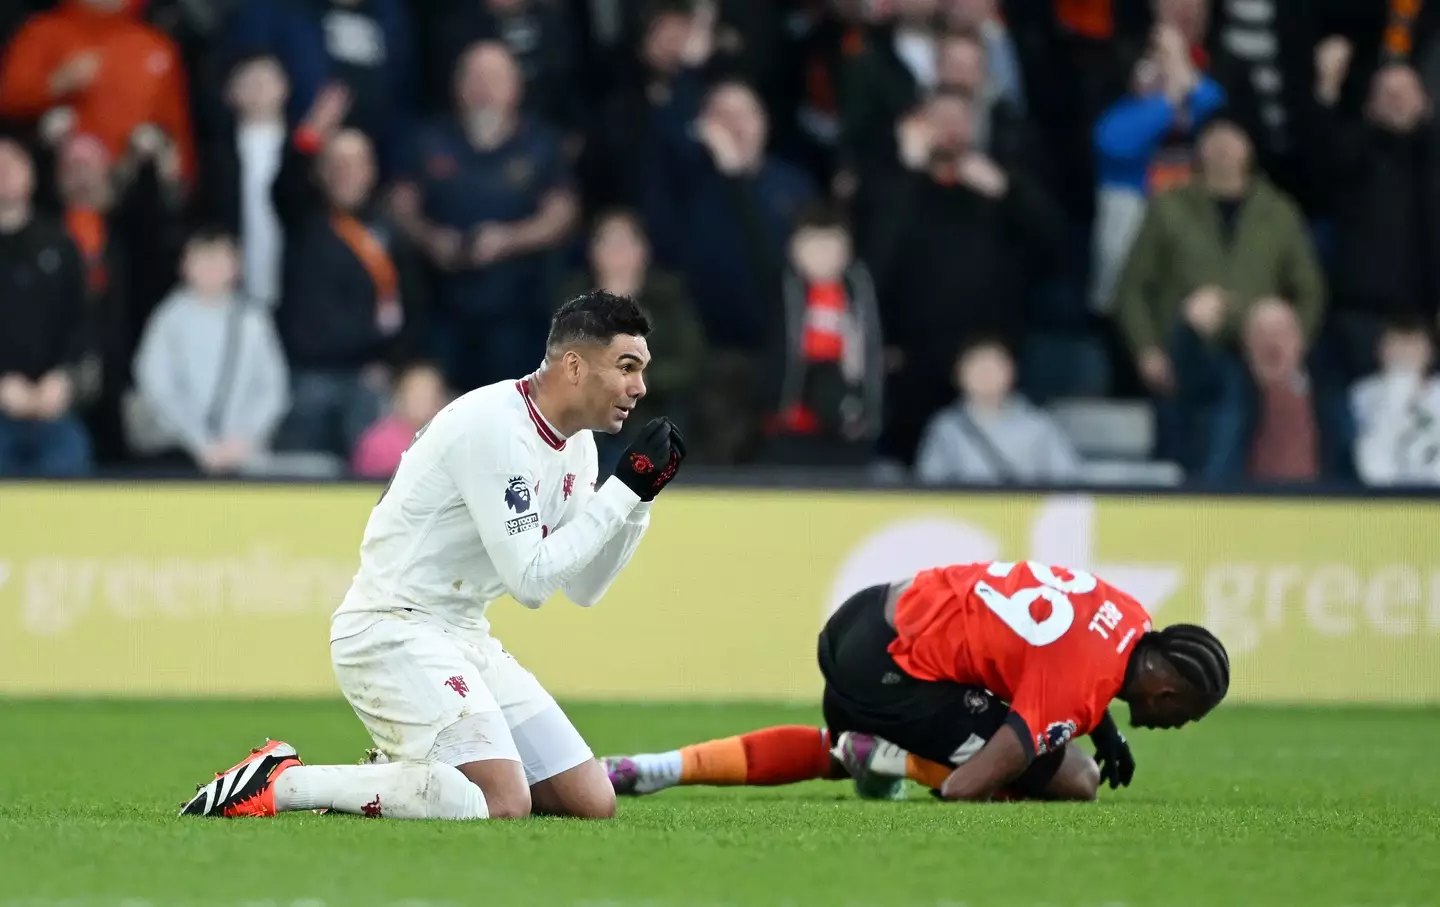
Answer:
[{"xmin": 0, "ymin": 0, "xmax": 194, "ymax": 185}]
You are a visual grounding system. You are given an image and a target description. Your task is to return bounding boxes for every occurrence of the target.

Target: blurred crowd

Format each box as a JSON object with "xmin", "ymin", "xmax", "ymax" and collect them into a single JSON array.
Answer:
[{"xmin": 1, "ymin": 0, "xmax": 1439, "ymax": 488}]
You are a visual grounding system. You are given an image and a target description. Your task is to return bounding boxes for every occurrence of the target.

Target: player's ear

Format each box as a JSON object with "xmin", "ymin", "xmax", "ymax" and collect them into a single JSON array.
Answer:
[{"xmin": 562, "ymin": 349, "xmax": 584, "ymax": 383}]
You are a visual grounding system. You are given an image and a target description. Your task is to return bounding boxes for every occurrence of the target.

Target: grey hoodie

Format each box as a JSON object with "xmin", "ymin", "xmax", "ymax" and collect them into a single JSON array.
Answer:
[
  {"xmin": 915, "ymin": 398, "xmax": 1081, "ymax": 486},
  {"xmin": 133, "ymin": 290, "xmax": 289, "ymax": 456}
]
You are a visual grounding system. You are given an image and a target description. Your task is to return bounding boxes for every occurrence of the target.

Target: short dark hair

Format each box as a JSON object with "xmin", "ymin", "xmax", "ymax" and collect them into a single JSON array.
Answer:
[
  {"xmin": 547, "ymin": 290, "xmax": 651, "ymax": 352},
  {"xmin": 794, "ymin": 199, "xmax": 850, "ymax": 234},
  {"xmin": 185, "ymin": 224, "xmax": 237, "ymax": 250},
  {"xmin": 956, "ymin": 333, "xmax": 1013, "ymax": 363},
  {"xmin": 1384, "ymin": 312, "xmax": 1433, "ymax": 337},
  {"xmin": 227, "ymin": 51, "xmax": 284, "ymax": 82},
  {"xmin": 591, "ymin": 206, "xmax": 645, "ymax": 236}
]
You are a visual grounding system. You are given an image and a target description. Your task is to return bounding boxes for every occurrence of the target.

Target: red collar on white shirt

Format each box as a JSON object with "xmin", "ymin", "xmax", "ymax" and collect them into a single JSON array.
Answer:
[{"xmin": 517, "ymin": 377, "xmax": 566, "ymax": 451}]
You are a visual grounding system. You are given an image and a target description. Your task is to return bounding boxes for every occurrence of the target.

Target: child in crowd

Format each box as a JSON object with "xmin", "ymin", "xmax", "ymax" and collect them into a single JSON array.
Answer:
[{"xmin": 352, "ymin": 362, "xmax": 449, "ymax": 479}]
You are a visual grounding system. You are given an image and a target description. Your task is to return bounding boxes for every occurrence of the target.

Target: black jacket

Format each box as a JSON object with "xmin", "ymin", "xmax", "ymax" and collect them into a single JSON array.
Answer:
[
  {"xmin": 0, "ymin": 216, "xmax": 87, "ymax": 380},
  {"xmin": 271, "ymin": 135, "xmax": 427, "ymax": 371}
]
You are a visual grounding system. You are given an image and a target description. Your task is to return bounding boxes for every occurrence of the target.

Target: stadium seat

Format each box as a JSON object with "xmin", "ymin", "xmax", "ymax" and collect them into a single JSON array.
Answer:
[{"xmin": 1047, "ymin": 399, "xmax": 1154, "ymax": 461}]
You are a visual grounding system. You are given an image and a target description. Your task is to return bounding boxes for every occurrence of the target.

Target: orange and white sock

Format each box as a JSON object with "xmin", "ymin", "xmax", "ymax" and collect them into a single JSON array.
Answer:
[{"xmin": 636, "ymin": 726, "xmax": 842, "ymax": 790}]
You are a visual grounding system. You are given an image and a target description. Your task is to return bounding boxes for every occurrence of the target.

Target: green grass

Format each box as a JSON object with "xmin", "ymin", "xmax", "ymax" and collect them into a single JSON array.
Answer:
[{"xmin": 1, "ymin": 700, "xmax": 1438, "ymax": 907}]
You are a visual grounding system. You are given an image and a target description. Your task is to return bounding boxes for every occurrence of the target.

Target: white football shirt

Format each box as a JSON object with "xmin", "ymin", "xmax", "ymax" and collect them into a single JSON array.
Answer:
[{"xmin": 332, "ymin": 377, "xmax": 651, "ymax": 640}]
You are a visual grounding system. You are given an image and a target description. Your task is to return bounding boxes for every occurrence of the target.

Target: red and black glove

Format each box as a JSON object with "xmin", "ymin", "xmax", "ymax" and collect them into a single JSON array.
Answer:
[{"xmin": 614, "ymin": 418, "xmax": 687, "ymax": 502}]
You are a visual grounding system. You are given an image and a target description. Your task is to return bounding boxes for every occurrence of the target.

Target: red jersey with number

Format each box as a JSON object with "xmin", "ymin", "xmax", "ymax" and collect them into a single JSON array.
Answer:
[{"xmin": 888, "ymin": 561, "xmax": 1152, "ymax": 756}]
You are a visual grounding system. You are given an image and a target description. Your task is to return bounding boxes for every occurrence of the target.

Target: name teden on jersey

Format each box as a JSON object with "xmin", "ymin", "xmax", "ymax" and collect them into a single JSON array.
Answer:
[{"xmin": 504, "ymin": 476, "xmax": 540, "ymax": 536}]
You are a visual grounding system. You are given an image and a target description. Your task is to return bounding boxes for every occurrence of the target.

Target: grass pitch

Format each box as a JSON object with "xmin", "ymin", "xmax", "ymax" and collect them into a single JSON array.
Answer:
[{"xmin": 0, "ymin": 700, "xmax": 1437, "ymax": 907}]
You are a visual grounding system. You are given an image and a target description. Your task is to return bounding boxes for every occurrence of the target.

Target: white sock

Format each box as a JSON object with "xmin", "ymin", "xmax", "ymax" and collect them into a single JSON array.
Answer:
[
  {"xmin": 634, "ymin": 751, "xmax": 684, "ymax": 789},
  {"xmin": 273, "ymin": 762, "xmax": 488, "ymax": 820}
]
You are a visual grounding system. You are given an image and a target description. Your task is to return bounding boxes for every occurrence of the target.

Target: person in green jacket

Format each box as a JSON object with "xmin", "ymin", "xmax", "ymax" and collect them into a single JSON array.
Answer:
[
  {"xmin": 1113, "ymin": 119, "xmax": 1325, "ymax": 469},
  {"xmin": 1115, "ymin": 119, "xmax": 1326, "ymax": 400}
]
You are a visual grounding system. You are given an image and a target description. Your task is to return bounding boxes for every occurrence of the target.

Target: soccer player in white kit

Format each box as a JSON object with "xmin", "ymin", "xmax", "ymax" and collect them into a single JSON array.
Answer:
[{"xmin": 180, "ymin": 291, "xmax": 686, "ymax": 821}]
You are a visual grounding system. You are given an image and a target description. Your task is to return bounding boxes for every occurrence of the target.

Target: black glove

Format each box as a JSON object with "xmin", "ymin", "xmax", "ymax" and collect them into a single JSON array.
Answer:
[
  {"xmin": 613, "ymin": 417, "xmax": 686, "ymax": 502},
  {"xmin": 1090, "ymin": 710, "xmax": 1135, "ymax": 790}
]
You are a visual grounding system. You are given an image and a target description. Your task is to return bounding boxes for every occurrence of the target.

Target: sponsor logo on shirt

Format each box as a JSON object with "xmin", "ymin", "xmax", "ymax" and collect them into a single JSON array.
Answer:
[
  {"xmin": 504, "ymin": 477, "xmax": 532, "ymax": 513},
  {"xmin": 505, "ymin": 513, "xmax": 540, "ymax": 536}
]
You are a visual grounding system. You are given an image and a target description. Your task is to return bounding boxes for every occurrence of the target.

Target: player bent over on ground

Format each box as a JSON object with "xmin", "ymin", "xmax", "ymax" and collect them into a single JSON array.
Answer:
[
  {"xmin": 180, "ymin": 291, "xmax": 687, "ymax": 821},
  {"xmin": 604, "ymin": 561, "xmax": 1229, "ymax": 803}
]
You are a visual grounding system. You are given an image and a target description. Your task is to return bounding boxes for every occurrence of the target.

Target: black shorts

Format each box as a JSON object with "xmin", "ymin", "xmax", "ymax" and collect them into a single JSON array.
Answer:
[{"xmin": 816, "ymin": 584, "xmax": 1065, "ymax": 796}]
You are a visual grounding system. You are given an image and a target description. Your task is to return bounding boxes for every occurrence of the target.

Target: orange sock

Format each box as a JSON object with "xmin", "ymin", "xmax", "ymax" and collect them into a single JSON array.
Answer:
[
  {"xmin": 904, "ymin": 753, "xmax": 953, "ymax": 790},
  {"xmin": 679, "ymin": 726, "xmax": 836, "ymax": 786}
]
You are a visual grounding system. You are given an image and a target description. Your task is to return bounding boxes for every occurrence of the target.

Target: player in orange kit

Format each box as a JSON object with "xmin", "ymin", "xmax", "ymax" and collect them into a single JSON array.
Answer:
[{"xmin": 604, "ymin": 561, "xmax": 1229, "ymax": 802}]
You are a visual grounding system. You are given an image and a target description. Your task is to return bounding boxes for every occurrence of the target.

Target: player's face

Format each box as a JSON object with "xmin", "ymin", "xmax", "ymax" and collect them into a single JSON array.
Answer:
[
  {"xmin": 1128, "ymin": 691, "xmax": 1207, "ymax": 730},
  {"xmin": 581, "ymin": 335, "xmax": 650, "ymax": 435}
]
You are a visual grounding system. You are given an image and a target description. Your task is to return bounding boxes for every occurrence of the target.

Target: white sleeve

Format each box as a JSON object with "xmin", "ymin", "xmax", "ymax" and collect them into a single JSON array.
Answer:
[
  {"xmin": 562, "ymin": 481, "xmax": 652, "ymax": 607},
  {"xmin": 448, "ymin": 432, "xmax": 641, "ymax": 609}
]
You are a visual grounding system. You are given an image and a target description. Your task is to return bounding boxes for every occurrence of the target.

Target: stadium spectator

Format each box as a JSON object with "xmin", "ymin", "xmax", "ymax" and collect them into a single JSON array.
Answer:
[
  {"xmin": 391, "ymin": 41, "xmax": 577, "ymax": 393},
  {"xmin": 837, "ymin": 0, "xmax": 940, "ymax": 200},
  {"xmin": 195, "ymin": 53, "xmax": 291, "ymax": 308},
  {"xmin": 1316, "ymin": 44, "xmax": 1435, "ymax": 378},
  {"xmin": 426, "ymin": 0, "xmax": 578, "ymax": 135},
  {"xmin": 579, "ymin": 1, "xmax": 693, "ymax": 212},
  {"xmin": 222, "ymin": 0, "xmax": 414, "ymax": 166},
  {"xmin": 0, "ymin": 0, "xmax": 195, "ymax": 184},
  {"xmin": 941, "ymin": 0, "xmax": 1026, "ymax": 111},
  {"xmin": 915, "ymin": 337, "xmax": 1080, "ymax": 485},
  {"xmin": 1351, "ymin": 316, "xmax": 1440, "ymax": 486},
  {"xmin": 1090, "ymin": 23, "xmax": 1225, "ymax": 313},
  {"xmin": 1178, "ymin": 298, "xmax": 1352, "ymax": 484},
  {"xmin": 271, "ymin": 90, "xmax": 426, "ymax": 462},
  {"xmin": 351, "ymin": 360, "xmax": 448, "ymax": 479},
  {"xmin": 54, "ymin": 129, "xmax": 186, "ymax": 463},
  {"xmin": 561, "ymin": 208, "xmax": 704, "ymax": 456},
  {"xmin": 0, "ymin": 137, "xmax": 93, "ymax": 477},
  {"xmin": 127, "ymin": 227, "xmax": 290, "ymax": 475},
  {"xmin": 870, "ymin": 91, "xmax": 1065, "ymax": 462},
  {"xmin": 1115, "ymin": 119, "xmax": 1324, "ymax": 464},
  {"xmin": 756, "ymin": 202, "xmax": 883, "ymax": 467},
  {"xmin": 1205, "ymin": 0, "xmax": 1317, "ymax": 207},
  {"xmin": 646, "ymin": 3, "xmax": 815, "ymax": 356},
  {"xmin": 935, "ymin": 30, "xmax": 1047, "ymax": 183}
]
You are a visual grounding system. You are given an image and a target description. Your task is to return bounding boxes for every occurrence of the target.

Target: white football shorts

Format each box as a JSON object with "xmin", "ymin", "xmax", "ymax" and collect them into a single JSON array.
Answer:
[{"xmin": 330, "ymin": 611, "xmax": 592, "ymax": 784}]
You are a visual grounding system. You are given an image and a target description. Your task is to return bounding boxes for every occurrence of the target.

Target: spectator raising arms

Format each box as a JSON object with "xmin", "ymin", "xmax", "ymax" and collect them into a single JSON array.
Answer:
[
  {"xmin": 0, "ymin": 138, "xmax": 93, "ymax": 477},
  {"xmin": 0, "ymin": 0, "xmax": 195, "ymax": 184},
  {"xmin": 1091, "ymin": 22, "xmax": 1225, "ymax": 313},
  {"xmin": 915, "ymin": 337, "xmax": 1081, "ymax": 486},
  {"xmin": 223, "ymin": 0, "xmax": 413, "ymax": 167},
  {"xmin": 272, "ymin": 85, "xmax": 426, "ymax": 462}
]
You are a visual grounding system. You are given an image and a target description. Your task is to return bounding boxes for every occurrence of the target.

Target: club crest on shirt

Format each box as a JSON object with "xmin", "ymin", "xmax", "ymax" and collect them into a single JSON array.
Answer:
[
  {"xmin": 963, "ymin": 689, "xmax": 990, "ymax": 714},
  {"xmin": 504, "ymin": 476, "xmax": 532, "ymax": 514},
  {"xmin": 1037, "ymin": 720, "xmax": 1077, "ymax": 755}
]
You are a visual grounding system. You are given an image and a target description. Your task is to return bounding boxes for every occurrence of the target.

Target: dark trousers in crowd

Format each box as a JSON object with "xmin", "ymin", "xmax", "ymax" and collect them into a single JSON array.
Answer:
[
  {"xmin": 277, "ymin": 370, "xmax": 386, "ymax": 460},
  {"xmin": 0, "ymin": 414, "xmax": 94, "ymax": 477}
]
